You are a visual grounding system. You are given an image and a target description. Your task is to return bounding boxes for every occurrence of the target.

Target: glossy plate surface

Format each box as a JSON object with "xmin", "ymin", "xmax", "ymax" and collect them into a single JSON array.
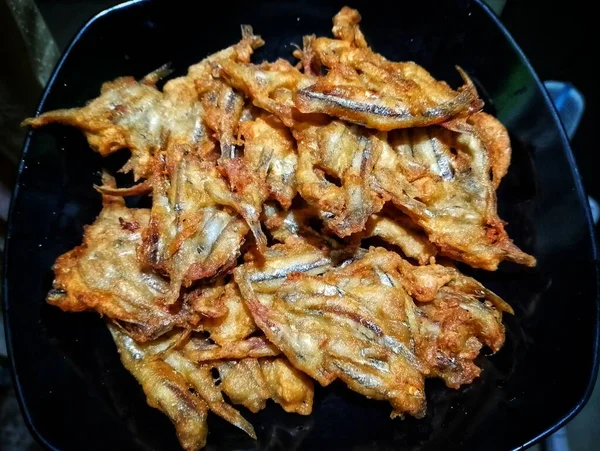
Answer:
[{"xmin": 3, "ymin": 0, "xmax": 598, "ymax": 450}]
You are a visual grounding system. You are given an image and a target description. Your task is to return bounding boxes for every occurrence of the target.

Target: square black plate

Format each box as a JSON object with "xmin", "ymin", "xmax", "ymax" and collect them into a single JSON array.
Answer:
[{"xmin": 3, "ymin": 1, "xmax": 599, "ymax": 450}]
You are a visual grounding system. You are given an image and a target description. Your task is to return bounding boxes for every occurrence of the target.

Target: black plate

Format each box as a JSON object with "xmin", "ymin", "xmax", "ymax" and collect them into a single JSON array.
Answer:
[{"xmin": 3, "ymin": 0, "xmax": 599, "ymax": 450}]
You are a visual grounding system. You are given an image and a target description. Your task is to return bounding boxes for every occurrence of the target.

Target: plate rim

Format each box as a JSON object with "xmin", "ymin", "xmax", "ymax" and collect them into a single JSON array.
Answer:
[
  {"xmin": 2, "ymin": 1, "xmax": 598, "ymax": 450},
  {"xmin": 476, "ymin": 0, "xmax": 600, "ymax": 445}
]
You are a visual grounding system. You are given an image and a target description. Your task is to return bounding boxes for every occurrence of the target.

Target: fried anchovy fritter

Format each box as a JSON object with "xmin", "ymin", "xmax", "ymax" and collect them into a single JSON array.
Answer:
[
  {"xmin": 237, "ymin": 247, "xmax": 427, "ymax": 417},
  {"xmin": 47, "ymin": 194, "xmax": 199, "ymax": 342},
  {"xmin": 237, "ymin": 247, "xmax": 507, "ymax": 417},
  {"xmin": 293, "ymin": 8, "xmax": 482, "ymax": 130},
  {"xmin": 109, "ymin": 325, "xmax": 259, "ymax": 445},
  {"xmin": 373, "ymin": 120, "xmax": 535, "ymax": 269},
  {"xmin": 23, "ymin": 72, "xmax": 167, "ymax": 181},
  {"xmin": 110, "ymin": 323, "xmax": 313, "ymax": 447},
  {"xmin": 22, "ymin": 25, "xmax": 262, "ymax": 181}
]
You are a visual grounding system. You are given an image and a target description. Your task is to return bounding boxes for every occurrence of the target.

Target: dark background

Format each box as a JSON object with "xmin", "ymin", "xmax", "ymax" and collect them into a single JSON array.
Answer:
[{"xmin": 500, "ymin": 0, "xmax": 598, "ymax": 204}]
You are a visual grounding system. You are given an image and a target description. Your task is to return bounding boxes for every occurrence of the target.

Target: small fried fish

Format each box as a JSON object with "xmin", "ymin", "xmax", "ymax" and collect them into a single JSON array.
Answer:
[
  {"xmin": 293, "ymin": 8, "xmax": 482, "ymax": 130},
  {"xmin": 109, "ymin": 325, "xmax": 210, "ymax": 451},
  {"xmin": 237, "ymin": 247, "xmax": 508, "ymax": 417},
  {"xmin": 48, "ymin": 194, "xmax": 199, "ymax": 342}
]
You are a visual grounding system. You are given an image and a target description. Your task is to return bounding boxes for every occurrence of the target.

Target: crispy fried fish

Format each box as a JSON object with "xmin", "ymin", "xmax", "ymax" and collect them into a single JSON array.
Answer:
[
  {"xmin": 47, "ymin": 194, "xmax": 199, "ymax": 342},
  {"xmin": 373, "ymin": 124, "xmax": 535, "ymax": 269},
  {"xmin": 109, "ymin": 325, "xmax": 210, "ymax": 451},
  {"xmin": 237, "ymin": 247, "xmax": 427, "ymax": 417},
  {"xmin": 162, "ymin": 350, "xmax": 256, "ymax": 438},
  {"xmin": 293, "ymin": 8, "xmax": 482, "ymax": 130},
  {"xmin": 109, "ymin": 325, "xmax": 258, "ymax": 447},
  {"xmin": 110, "ymin": 322, "xmax": 312, "ymax": 449},
  {"xmin": 236, "ymin": 237, "xmax": 337, "ymax": 300},
  {"xmin": 237, "ymin": 247, "xmax": 507, "ymax": 417},
  {"xmin": 23, "ymin": 71, "xmax": 167, "ymax": 181}
]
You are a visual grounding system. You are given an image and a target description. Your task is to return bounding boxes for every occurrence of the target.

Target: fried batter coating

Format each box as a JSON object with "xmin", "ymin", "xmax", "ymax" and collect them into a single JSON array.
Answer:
[
  {"xmin": 293, "ymin": 9, "xmax": 482, "ymax": 130},
  {"xmin": 260, "ymin": 357, "xmax": 314, "ymax": 415},
  {"xmin": 373, "ymin": 126, "xmax": 535, "ymax": 269},
  {"xmin": 191, "ymin": 282, "xmax": 258, "ymax": 345},
  {"xmin": 360, "ymin": 210, "xmax": 437, "ymax": 265},
  {"xmin": 218, "ymin": 358, "xmax": 270, "ymax": 412},
  {"xmin": 218, "ymin": 59, "xmax": 319, "ymax": 127},
  {"xmin": 237, "ymin": 247, "xmax": 507, "ymax": 417},
  {"xmin": 262, "ymin": 203, "xmax": 342, "ymax": 249},
  {"xmin": 182, "ymin": 336, "xmax": 281, "ymax": 362},
  {"xmin": 443, "ymin": 111, "xmax": 512, "ymax": 188},
  {"xmin": 47, "ymin": 196, "xmax": 199, "ymax": 342},
  {"xmin": 262, "ymin": 204, "xmax": 316, "ymax": 243},
  {"xmin": 331, "ymin": 6, "xmax": 368, "ymax": 48},
  {"xmin": 217, "ymin": 357, "xmax": 313, "ymax": 414},
  {"xmin": 184, "ymin": 281, "xmax": 229, "ymax": 319}
]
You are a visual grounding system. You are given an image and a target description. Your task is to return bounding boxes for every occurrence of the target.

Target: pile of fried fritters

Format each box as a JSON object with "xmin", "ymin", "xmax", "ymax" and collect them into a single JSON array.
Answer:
[{"xmin": 25, "ymin": 7, "xmax": 535, "ymax": 451}]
